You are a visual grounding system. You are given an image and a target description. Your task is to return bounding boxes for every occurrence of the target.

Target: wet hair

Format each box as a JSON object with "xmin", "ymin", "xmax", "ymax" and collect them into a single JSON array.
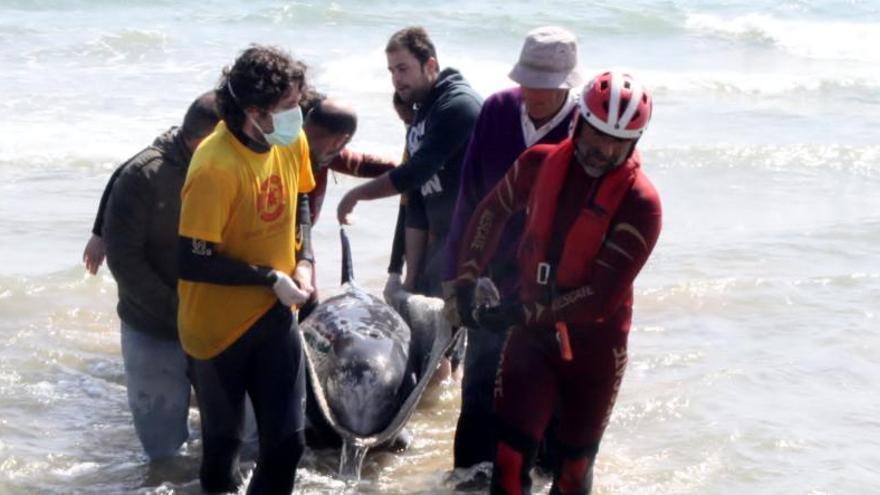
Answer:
[
  {"xmin": 305, "ymin": 99, "xmax": 357, "ymax": 136},
  {"xmin": 215, "ymin": 45, "xmax": 307, "ymax": 132},
  {"xmin": 180, "ymin": 91, "xmax": 219, "ymax": 141},
  {"xmin": 385, "ymin": 26, "xmax": 437, "ymax": 66}
]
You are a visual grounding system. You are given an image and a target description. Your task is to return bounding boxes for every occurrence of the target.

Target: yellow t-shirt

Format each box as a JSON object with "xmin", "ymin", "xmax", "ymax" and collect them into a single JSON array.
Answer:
[{"xmin": 177, "ymin": 121, "xmax": 315, "ymax": 359}]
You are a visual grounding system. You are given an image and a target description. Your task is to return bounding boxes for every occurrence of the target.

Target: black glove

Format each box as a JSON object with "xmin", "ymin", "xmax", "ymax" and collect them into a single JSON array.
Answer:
[
  {"xmin": 475, "ymin": 302, "xmax": 524, "ymax": 333},
  {"xmin": 455, "ymin": 283, "xmax": 478, "ymax": 328}
]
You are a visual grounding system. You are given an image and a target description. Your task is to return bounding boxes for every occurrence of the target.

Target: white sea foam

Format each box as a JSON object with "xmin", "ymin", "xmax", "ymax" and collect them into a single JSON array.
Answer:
[
  {"xmin": 1, "ymin": 2, "xmax": 879, "ymax": 494},
  {"xmin": 685, "ymin": 13, "xmax": 880, "ymax": 63},
  {"xmin": 642, "ymin": 68, "xmax": 880, "ymax": 97}
]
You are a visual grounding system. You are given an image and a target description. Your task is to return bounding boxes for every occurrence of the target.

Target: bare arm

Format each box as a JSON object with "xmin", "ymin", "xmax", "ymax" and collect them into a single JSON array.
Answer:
[
  {"xmin": 336, "ymin": 174, "xmax": 397, "ymax": 225},
  {"xmin": 84, "ymin": 163, "xmax": 126, "ymax": 274}
]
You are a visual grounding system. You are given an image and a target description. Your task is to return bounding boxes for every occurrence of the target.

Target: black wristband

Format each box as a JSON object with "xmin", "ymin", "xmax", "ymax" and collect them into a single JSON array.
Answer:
[{"xmin": 262, "ymin": 267, "xmax": 278, "ymax": 287}]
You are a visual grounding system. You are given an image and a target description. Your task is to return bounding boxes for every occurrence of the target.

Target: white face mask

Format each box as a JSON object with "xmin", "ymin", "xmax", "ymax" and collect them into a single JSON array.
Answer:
[{"xmin": 252, "ymin": 106, "xmax": 303, "ymax": 147}]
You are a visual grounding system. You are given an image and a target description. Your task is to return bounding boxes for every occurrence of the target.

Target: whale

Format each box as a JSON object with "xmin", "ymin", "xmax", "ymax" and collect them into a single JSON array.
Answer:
[{"xmin": 300, "ymin": 229, "xmax": 481, "ymax": 479}]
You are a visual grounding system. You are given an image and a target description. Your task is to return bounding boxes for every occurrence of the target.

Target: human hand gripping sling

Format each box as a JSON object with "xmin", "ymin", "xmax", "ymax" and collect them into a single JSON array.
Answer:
[
  {"xmin": 464, "ymin": 291, "xmax": 573, "ymax": 361},
  {"xmin": 270, "ymin": 270, "xmax": 309, "ymax": 306}
]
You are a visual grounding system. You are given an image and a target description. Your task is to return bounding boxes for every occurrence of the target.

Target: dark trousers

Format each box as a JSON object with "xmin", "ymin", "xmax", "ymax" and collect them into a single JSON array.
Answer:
[
  {"xmin": 190, "ymin": 303, "xmax": 306, "ymax": 494},
  {"xmin": 454, "ymin": 325, "xmax": 508, "ymax": 467}
]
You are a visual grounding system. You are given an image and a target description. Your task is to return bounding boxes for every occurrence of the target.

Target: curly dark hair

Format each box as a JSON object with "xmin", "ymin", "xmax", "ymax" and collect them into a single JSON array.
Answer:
[
  {"xmin": 385, "ymin": 26, "xmax": 437, "ymax": 66},
  {"xmin": 215, "ymin": 45, "xmax": 307, "ymax": 132}
]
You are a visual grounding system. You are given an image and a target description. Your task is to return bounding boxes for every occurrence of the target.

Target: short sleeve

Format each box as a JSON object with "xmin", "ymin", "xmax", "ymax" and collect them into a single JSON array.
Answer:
[{"xmin": 179, "ymin": 164, "xmax": 238, "ymax": 244}]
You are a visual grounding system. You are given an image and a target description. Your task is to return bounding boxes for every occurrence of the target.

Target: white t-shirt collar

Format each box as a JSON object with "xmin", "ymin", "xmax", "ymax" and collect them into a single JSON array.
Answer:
[{"xmin": 520, "ymin": 90, "xmax": 579, "ymax": 147}]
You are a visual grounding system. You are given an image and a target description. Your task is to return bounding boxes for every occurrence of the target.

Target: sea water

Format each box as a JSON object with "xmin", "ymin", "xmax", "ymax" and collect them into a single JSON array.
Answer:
[{"xmin": 0, "ymin": 1, "xmax": 878, "ymax": 493}]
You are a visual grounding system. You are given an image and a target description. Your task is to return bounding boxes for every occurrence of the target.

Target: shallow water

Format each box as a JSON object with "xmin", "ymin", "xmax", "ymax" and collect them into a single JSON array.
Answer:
[{"xmin": 1, "ymin": 1, "xmax": 879, "ymax": 493}]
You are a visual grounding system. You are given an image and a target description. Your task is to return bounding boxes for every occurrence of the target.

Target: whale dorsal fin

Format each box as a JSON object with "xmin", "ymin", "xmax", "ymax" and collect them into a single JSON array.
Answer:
[{"xmin": 340, "ymin": 228, "xmax": 354, "ymax": 285}]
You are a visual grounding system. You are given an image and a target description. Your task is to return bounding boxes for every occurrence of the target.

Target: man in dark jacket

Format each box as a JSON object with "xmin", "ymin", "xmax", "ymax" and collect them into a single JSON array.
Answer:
[
  {"xmin": 102, "ymin": 92, "xmax": 218, "ymax": 460},
  {"xmin": 336, "ymin": 26, "xmax": 482, "ymax": 297}
]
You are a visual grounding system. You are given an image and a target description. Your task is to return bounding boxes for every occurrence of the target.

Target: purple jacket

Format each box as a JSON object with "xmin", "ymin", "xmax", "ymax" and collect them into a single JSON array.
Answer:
[{"xmin": 443, "ymin": 87, "xmax": 576, "ymax": 297}]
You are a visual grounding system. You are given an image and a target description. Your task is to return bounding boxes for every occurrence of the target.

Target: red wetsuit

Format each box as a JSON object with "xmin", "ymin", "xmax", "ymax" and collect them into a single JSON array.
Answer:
[{"xmin": 455, "ymin": 139, "xmax": 661, "ymax": 494}]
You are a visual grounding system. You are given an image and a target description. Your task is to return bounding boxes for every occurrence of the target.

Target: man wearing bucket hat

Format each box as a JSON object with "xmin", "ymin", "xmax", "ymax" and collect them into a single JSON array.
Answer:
[
  {"xmin": 441, "ymin": 26, "xmax": 584, "ymax": 473},
  {"xmin": 453, "ymin": 70, "xmax": 661, "ymax": 494}
]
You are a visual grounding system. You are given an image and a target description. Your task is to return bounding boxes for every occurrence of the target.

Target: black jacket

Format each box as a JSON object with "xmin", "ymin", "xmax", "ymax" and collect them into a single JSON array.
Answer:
[
  {"xmin": 104, "ymin": 127, "xmax": 191, "ymax": 340},
  {"xmin": 388, "ymin": 68, "xmax": 482, "ymax": 295}
]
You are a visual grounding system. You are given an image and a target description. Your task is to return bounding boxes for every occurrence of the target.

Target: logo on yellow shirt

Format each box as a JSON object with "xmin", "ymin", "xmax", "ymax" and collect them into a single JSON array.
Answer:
[{"xmin": 258, "ymin": 175, "xmax": 285, "ymax": 222}]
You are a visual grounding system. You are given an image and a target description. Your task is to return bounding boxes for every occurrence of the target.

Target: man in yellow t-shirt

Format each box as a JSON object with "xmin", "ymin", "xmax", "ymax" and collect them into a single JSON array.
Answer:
[{"xmin": 177, "ymin": 45, "xmax": 315, "ymax": 494}]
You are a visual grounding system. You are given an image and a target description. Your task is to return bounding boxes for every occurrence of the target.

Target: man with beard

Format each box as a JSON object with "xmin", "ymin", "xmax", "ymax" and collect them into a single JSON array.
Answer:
[
  {"xmin": 337, "ymin": 26, "xmax": 482, "ymax": 297},
  {"xmin": 441, "ymin": 26, "xmax": 585, "ymax": 473},
  {"xmin": 454, "ymin": 72, "xmax": 661, "ymax": 494},
  {"xmin": 100, "ymin": 92, "xmax": 218, "ymax": 460}
]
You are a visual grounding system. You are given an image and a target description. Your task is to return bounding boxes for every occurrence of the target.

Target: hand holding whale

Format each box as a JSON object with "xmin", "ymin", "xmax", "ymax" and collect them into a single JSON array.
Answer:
[
  {"xmin": 454, "ymin": 283, "xmax": 479, "ymax": 328},
  {"xmin": 475, "ymin": 303, "xmax": 523, "ymax": 333},
  {"xmin": 293, "ymin": 260, "xmax": 315, "ymax": 296},
  {"xmin": 383, "ymin": 273, "xmax": 406, "ymax": 304},
  {"xmin": 337, "ymin": 190, "xmax": 359, "ymax": 225},
  {"xmin": 272, "ymin": 270, "xmax": 310, "ymax": 306},
  {"xmin": 337, "ymin": 174, "xmax": 399, "ymax": 225},
  {"xmin": 446, "ymin": 277, "xmax": 503, "ymax": 328}
]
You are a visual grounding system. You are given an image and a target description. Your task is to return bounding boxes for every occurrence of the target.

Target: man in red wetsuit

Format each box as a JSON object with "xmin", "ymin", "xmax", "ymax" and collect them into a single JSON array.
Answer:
[{"xmin": 453, "ymin": 71, "xmax": 662, "ymax": 495}]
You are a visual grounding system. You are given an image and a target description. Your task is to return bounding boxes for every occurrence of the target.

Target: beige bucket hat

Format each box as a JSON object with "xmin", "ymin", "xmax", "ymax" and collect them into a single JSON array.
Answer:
[{"xmin": 509, "ymin": 26, "xmax": 584, "ymax": 89}]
